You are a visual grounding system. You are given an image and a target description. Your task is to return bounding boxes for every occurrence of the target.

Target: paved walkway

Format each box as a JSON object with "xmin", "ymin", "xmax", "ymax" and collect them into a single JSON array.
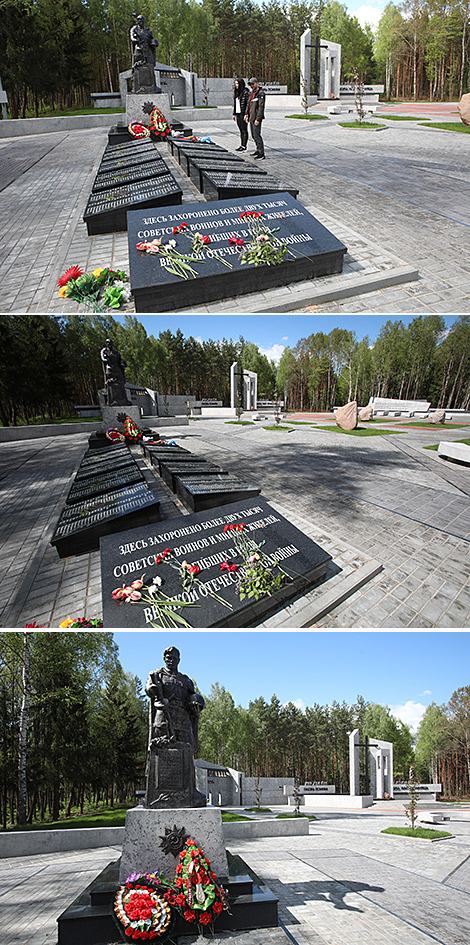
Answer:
[
  {"xmin": 2, "ymin": 803, "xmax": 470, "ymax": 945},
  {"xmin": 0, "ymin": 102, "xmax": 469, "ymax": 312},
  {"xmin": 0, "ymin": 416, "xmax": 469, "ymax": 627}
]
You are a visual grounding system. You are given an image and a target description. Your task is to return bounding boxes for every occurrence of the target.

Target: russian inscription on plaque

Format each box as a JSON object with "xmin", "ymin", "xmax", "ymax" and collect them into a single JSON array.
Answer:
[
  {"xmin": 101, "ymin": 496, "xmax": 332, "ymax": 627},
  {"xmin": 84, "ymin": 176, "xmax": 183, "ymax": 235},
  {"xmin": 128, "ymin": 192, "xmax": 346, "ymax": 312}
]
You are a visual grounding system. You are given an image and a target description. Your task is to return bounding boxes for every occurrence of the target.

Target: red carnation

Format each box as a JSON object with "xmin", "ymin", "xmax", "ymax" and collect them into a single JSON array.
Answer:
[
  {"xmin": 184, "ymin": 909, "xmax": 196, "ymax": 923},
  {"xmin": 199, "ymin": 912, "xmax": 212, "ymax": 925},
  {"xmin": 188, "ymin": 564, "xmax": 200, "ymax": 575},
  {"xmin": 175, "ymin": 877, "xmax": 183, "ymax": 887},
  {"xmin": 125, "ymin": 930, "xmax": 133, "ymax": 937},
  {"xmin": 176, "ymin": 893, "xmax": 186, "ymax": 906},
  {"xmin": 213, "ymin": 902, "xmax": 223, "ymax": 914},
  {"xmin": 156, "ymin": 555, "xmax": 162, "ymax": 565},
  {"xmin": 57, "ymin": 265, "xmax": 83, "ymax": 287},
  {"xmin": 162, "ymin": 548, "xmax": 172, "ymax": 558}
]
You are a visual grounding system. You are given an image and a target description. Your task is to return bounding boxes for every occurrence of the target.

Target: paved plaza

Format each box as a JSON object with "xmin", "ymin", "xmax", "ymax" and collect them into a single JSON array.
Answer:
[
  {"xmin": 0, "ymin": 102, "xmax": 469, "ymax": 312},
  {"xmin": 1, "ymin": 414, "xmax": 469, "ymax": 628},
  {"xmin": 3, "ymin": 800, "xmax": 470, "ymax": 945}
]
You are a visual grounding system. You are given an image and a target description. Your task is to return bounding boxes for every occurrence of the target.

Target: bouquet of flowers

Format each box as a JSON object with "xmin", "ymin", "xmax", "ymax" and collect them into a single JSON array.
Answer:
[{"xmin": 57, "ymin": 266, "xmax": 131, "ymax": 311}]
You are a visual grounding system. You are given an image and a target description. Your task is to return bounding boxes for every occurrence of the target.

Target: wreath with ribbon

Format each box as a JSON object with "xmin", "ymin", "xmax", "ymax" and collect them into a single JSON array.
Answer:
[
  {"xmin": 115, "ymin": 842, "xmax": 229, "ymax": 937},
  {"xmin": 105, "ymin": 428, "xmax": 126, "ymax": 442},
  {"xmin": 123, "ymin": 416, "xmax": 143, "ymax": 441},
  {"xmin": 114, "ymin": 881, "xmax": 175, "ymax": 942},
  {"xmin": 149, "ymin": 107, "xmax": 171, "ymax": 139},
  {"xmin": 128, "ymin": 121, "xmax": 151, "ymax": 138}
]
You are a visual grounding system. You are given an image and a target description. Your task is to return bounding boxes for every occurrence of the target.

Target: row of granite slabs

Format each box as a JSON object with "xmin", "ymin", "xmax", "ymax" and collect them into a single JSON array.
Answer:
[
  {"xmin": 142, "ymin": 439, "xmax": 261, "ymax": 512},
  {"xmin": 50, "ymin": 440, "xmax": 161, "ymax": 558},
  {"xmin": 83, "ymin": 136, "xmax": 183, "ymax": 235},
  {"xmin": 57, "ymin": 855, "xmax": 279, "ymax": 945},
  {"xmin": 168, "ymin": 136, "xmax": 299, "ymax": 200}
]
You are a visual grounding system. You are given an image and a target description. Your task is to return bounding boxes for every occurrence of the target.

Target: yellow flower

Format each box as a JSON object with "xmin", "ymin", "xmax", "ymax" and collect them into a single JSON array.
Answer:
[
  {"xmin": 93, "ymin": 267, "xmax": 104, "ymax": 277},
  {"xmin": 59, "ymin": 618, "xmax": 74, "ymax": 628},
  {"xmin": 58, "ymin": 286, "xmax": 68, "ymax": 297}
]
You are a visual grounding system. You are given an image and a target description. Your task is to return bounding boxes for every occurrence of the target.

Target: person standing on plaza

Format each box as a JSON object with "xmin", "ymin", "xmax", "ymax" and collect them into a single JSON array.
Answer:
[
  {"xmin": 233, "ymin": 78, "xmax": 250, "ymax": 151},
  {"xmin": 245, "ymin": 76, "xmax": 265, "ymax": 159}
]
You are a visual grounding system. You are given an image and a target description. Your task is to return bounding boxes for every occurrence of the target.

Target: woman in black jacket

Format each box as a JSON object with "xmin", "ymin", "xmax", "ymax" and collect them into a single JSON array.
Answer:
[{"xmin": 233, "ymin": 78, "xmax": 249, "ymax": 151}]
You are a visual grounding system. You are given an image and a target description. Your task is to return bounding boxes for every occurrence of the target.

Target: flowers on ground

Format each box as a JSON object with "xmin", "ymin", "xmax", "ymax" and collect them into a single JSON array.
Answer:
[{"xmin": 57, "ymin": 265, "xmax": 130, "ymax": 311}]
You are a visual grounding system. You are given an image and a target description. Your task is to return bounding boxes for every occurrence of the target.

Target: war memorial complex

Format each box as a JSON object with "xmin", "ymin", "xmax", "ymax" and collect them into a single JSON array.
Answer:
[{"xmin": 1, "ymin": 643, "xmax": 470, "ymax": 945}]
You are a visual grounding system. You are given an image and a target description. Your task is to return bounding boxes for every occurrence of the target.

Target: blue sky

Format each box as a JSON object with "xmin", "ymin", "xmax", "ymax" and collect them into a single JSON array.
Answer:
[
  {"xmin": 113, "ymin": 631, "xmax": 469, "ymax": 733},
  {"xmin": 117, "ymin": 313, "xmax": 459, "ymax": 366},
  {"xmin": 347, "ymin": 0, "xmax": 386, "ymax": 30}
]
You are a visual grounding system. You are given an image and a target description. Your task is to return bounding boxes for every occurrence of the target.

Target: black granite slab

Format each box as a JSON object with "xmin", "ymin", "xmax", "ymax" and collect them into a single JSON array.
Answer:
[
  {"xmin": 160, "ymin": 461, "xmax": 226, "ymax": 491},
  {"xmin": 142, "ymin": 443, "xmax": 190, "ymax": 461},
  {"xmin": 79, "ymin": 448, "xmax": 130, "ymax": 467},
  {"xmin": 175, "ymin": 474, "xmax": 260, "ymax": 512},
  {"xmin": 186, "ymin": 157, "xmax": 267, "ymax": 192},
  {"xmin": 201, "ymin": 171, "xmax": 299, "ymax": 201},
  {"xmin": 101, "ymin": 496, "xmax": 332, "ymax": 628},
  {"xmin": 66, "ymin": 467, "xmax": 144, "ymax": 504},
  {"xmin": 51, "ymin": 483, "xmax": 160, "ymax": 558},
  {"xmin": 180, "ymin": 151, "xmax": 244, "ymax": 176},
  {"xmin": 128, "ymin": 192, "xmax": 346, "ymax": 312},
  {"xmin": 99, "ymin": 152, "xmax": 164, "ymax": 174},
  {"xmin": 168, "ymin": 137, "xmax": 226, "ymax": 159},
  {"xmin": 92, "ymin": 160, "xmax": 170, "ymax": 193},
  {"xmin": 74, "ymin": 456, "xmax": 137, "ymax": 480},
  {"xmin": 150, "ymin": 452, "xmax": 207, "ymax": 475},
  {"xmin": 105, "ymin": 138, "xmax": 156, "ymax": 155},
  {"xmin": 84, "ymin": 175, "xmax": 182, "ymax": 234},
  {"xmin": 87, "ymin": 433, "xmax": 130, "ymax": 451}
]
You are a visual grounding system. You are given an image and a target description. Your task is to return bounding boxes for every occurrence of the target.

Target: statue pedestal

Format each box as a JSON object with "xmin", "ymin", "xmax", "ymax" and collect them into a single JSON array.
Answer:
[
  {"xmin": 119, "ymin": 806, "xmax": 228, "ymax": 883},
  {"xmin": 101, "ymin": 405, "xmax": 141, "ymax": 433},
  {"xmin": 147, "ymin": 740, "xmax": 205, "ymax": 809},
  {"xmin": 126, "ymin": 92, "xmax": 172, "ymax": 125}
]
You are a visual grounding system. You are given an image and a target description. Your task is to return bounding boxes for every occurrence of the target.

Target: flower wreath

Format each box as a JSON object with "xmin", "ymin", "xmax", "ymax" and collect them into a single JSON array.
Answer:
[
  {"xmin": 128, "ymin": 121, "xmax": 151, "ymax": 138},
  {"xmin": 123, "ymin": 416, "xmax": 143, "ymax": 441},
  {"xmin": 114, "ymin": 881, "xmax": 175, "ymax": 942},
  {"xmin": 172, "ymin": 838, "xmax": 229, "ymax": 925},
  {"xmin": 149, "ymin": 107, "xmax": 171, "ymax": 139},
  {"xmin": 106, "ymin": 428, "xmax": 126, "ymax": 442}
]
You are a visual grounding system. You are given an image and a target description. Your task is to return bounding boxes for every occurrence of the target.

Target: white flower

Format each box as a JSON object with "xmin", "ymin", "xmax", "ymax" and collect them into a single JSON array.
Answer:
[{"xmin": 167, "ymin": 239, "xmax": 177, "ymax": 249}]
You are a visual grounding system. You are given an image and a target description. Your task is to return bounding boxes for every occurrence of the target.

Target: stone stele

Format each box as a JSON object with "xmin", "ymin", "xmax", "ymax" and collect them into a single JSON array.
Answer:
[
  {"xmin": 458, "ymin": 93, "xmax": 470, "ymax": 126},
  {"xmin": 336, "ymin": 401, "xmax": 358, "ymax": 430},
  {"xmin": 358, "ymin": 405, "xmax": 373, "ymax": 421},
  {"xmin": 429, "ymin": 408, "xmax": 446, "ymax": 423},
  {"xmin": 119, "ymin": 806, "xmax": 228, "ymax": 882}
]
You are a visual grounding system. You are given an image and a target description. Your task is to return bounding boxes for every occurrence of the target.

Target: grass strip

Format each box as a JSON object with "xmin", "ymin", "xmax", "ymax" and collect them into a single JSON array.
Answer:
[
  {"xmin": 419, "ymin": 122, "xmax": 469, "ymax": 133},
  {"xmin": 382, "ymin": 826, "xmax": 452, "ymax": 839},
  {"xmin": 285, "ymin": 114, "xmax": 329, "ymax": 120},
  {"xmin": 312, "ymin": 425, "xmax": 404, "ymax": 436},
  {"xmin": 338, "ymin": 121, "xmax": 387, "ymax": 130}
]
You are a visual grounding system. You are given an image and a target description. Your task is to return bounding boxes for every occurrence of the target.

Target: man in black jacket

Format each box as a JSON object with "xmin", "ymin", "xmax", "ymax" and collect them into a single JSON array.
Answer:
[{"xmin": 245, "ymin": 77, "xmax": 265, "ymax": 159}]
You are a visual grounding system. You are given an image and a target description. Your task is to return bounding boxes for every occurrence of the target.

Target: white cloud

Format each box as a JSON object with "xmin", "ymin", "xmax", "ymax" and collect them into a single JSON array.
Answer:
[
  {"xmin": 354, "ymin": 3, "xmax": 383, "ymax": 29},
  {"xmin": 283, "ymin": 697, "xmax": 306, "ymax": 711},
  {"xmin": 420, "ymin": 690, "xmax": 432, "ymax": 696},
  {"xmin": 194, "ymin": 335, "xmax": 203, "ymax": 344},
  {"xmin": 282, "ymin": 336, "xmax": 288, "ymax": 341},
  {"xmin": 389, "ymin": 700, "xmax": 427, "ymax": 734},
  {"xmin": 258, "ymin": 343, "xmax": 286, "ymax": 364}
]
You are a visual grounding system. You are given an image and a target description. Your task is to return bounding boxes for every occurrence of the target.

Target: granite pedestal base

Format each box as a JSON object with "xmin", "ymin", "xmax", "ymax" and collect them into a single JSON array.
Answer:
[
  {"xmin": 120, "ymin": 806, "xmax": 227, "ymax": 883},
  {"xmin": 126, "ymin": 92, "xmax": 171, "ymax": 124},
  {"xmin": 101, "ymin": 405, "xmax": 141, "ymax": 431}
]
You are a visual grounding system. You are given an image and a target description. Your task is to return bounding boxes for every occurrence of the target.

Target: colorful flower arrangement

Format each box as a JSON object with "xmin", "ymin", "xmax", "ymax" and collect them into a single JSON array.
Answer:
[
  {"xmin": 57, "ymin": 266, "xmax": 131, "ymax": 311},
  {"xmin": 128, "ymin": 121, "xmax": 151, "ymax": 138},
  {"xmin": 114, "ymin": 841, "xmax": 229, "ymax": 942},
  {"xmin": 149, "ymin": 108, "xmax": 171, "ymax": 139},
  {"xmin": 105, "ymin": 416, "xmax": 143, "ymax": 443},
  {"xmin": 59, "ymin": 618, "xmax": 103, "ymax": 628},
  {"xmin": 106, "ymin": 428, "xmax": 126, "ymax": 443}
]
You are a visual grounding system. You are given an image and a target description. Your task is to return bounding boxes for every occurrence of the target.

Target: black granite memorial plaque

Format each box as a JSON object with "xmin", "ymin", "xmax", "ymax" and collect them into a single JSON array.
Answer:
[
  {"xmin": 92, "ymin": 161, "xmax": 170, "ymax": 193},
  {"xmin": 175, "ymin": 474, "xmax": 260, "ymax": 512},
  {"xmin": 67, "ymin": 467, "xmax": 144, "ymax": 504},
  {"xmin": 87, "ymin": 432, "xmax": 131, "ymax": 450},
  {"xmin": 128, "ymin": 192, "xmax": 346, "ymax": 312},
  {"xmin": 51, "ymin": 482, "xmax": 160, "ymax": 558},
  {"xmin": 186, "ymin": 157, "xmax": 267, "ymax": 192},
  {"xmin": 143, "ymin": 444, "xmax": 190, "ymax": 461},
  {"xmin": 105, "ymin": 139, "xmax": 157, "ymax": 156},
  {"xmin": 168, "ymin": 138, "xmax": 225, "ymax": 159},
  {"xmin": 84, "ymin": 176, "xmax": 182, "ymax": 235},
  {"xmin": 180, "ymin": 150, "xmax": 243, "ymax": 175},
  {"xmin": 100, "ymin": 148, "xmax": 161, "ymax": 170},
  {"xmin": 150, "ymin": 452, "xmax": 207, "ymax": 475},
  {"xmin": 101, "ymin": 496, "xmax": 332, "ymax": 628},
  {"xmin": 160, "ymin": 461, "xmax": 226, "ymax": 491},
  {"xmin": 74, "ymin": 455, "xmax": 137, "ymax": 480},
  {"xmin": 201, "ymin": 171, "xmax": 299, "ymax": 201},
  {"xmin": 79, "ymin": 446, "xmax": 130, "ymax": 466}
]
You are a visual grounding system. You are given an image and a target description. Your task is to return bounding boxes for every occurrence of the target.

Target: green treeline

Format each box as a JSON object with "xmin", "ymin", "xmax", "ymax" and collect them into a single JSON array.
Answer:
[
  {"xmin": 1, "ymin": 0, "xmax": 468, "ymax": 116},
  {"xmin": 1, "ymin": 633, "xmax": 469, "ymax": 828},
  {"xmin": 278, "ymin": 315, "xmax": 470, "ymax": 412},
  {"xmin": 2, "ymin": 313, "xmax": 470, "ymax": 426},
  {"xmin": 0, "ymin": 313, "xmax": 276, "ymax": 426},
  {"xmin": 1, "ymin": 632, "xmax": 147, "ymax": 827}
]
